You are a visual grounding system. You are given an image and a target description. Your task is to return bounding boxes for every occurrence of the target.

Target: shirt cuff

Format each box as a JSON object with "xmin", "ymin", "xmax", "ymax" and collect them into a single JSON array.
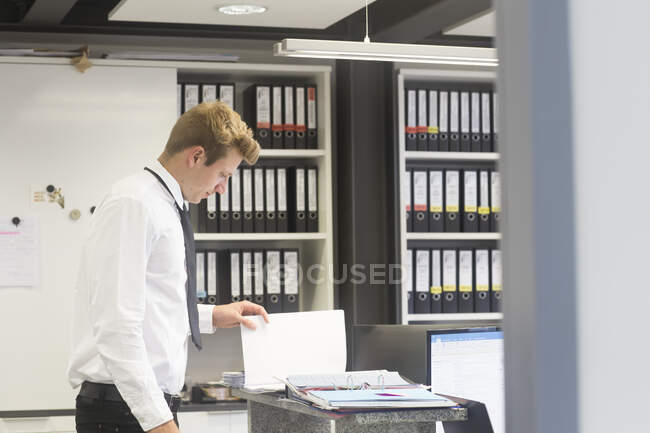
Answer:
[
  {"xmin": 130, "ymin": 390, "xmax": 174, "ymax": 432},
  {"xmin": 198, "ymin": 304, "xmax": 217, "ymax": 334}
]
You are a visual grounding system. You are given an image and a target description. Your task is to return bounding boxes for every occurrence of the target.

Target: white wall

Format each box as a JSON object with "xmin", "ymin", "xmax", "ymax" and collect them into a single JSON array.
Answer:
[
  {"xmin": 570, "ymin": 1, "xmax": 650, "ymax": 432},
  {"xmin": 0, "ymin": 61, "xmax": 177, "ymax": 410}
]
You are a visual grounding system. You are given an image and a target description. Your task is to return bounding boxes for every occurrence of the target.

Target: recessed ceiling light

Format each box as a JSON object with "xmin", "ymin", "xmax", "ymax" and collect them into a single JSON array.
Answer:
[{"xmin": 218, "ymin": 5, "xmax": 267, "ymax": 15}]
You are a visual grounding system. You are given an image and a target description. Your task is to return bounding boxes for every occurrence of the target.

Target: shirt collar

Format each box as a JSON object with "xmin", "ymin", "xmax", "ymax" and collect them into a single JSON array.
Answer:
[{"xmin": 149, "ymin": 160, "xmax": 186, "ymax": 210}]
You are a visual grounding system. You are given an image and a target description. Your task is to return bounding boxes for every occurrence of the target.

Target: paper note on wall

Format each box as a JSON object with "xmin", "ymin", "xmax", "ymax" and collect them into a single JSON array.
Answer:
[{"xmin": 0, "ymin": 217, "xmax": 40, "ymax": 287}]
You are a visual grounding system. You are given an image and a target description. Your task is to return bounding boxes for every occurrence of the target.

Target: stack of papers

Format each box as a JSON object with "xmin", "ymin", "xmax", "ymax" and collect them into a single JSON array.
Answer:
[
  {"xmin": 307, "ymin": 388, "xmax": 456, "ymax": 409},
  {"xmin": 221, "ymin": 371, "xmax": 245, "ymax": 388}
]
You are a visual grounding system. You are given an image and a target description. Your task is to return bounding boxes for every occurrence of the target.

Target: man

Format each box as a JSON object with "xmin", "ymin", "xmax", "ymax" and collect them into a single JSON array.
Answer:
[{"xmin": 67, "ymin": 101, "xmax": 269, "ymax": 433}]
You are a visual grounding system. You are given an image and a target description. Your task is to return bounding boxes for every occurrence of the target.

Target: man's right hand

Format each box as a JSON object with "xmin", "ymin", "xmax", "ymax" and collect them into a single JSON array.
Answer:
[{"xmin": 148, "ymin": 420, "xmax": 180, "ymax": 433}]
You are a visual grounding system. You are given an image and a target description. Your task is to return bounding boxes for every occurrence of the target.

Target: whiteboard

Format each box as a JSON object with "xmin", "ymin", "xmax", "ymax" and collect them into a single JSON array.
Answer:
[{"xmin": 0, "ymin": 62, "xmax": 177, "ymax": 411}]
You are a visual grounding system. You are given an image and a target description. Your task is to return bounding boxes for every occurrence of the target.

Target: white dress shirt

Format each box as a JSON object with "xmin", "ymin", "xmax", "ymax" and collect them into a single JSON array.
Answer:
[{"xmin": 67, "ymin": 160, "xmax": 216, "ymax": 431}]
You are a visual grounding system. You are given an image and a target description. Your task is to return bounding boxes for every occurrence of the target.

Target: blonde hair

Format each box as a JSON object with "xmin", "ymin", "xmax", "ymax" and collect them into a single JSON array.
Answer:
[{"xmin": 165, "ymin": 101, "xmax": 260, "ymax": 165}]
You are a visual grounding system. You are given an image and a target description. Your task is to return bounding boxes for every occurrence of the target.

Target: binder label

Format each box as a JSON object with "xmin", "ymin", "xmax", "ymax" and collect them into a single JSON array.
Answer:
[
  {"xmin": 230, "ymin": 252, "xmax": 240, "ymax": 297},
  {"xmin": 491, "ymin": 172, "xmax": 501, "ymax": 212},
  {"xmin": 476, "ymin": 249, "xmax": 489, "ymax": 291},
  {"xmin": 307, "ymin": 87, "xmax": 317, "ymax": 129},
  {"xmin": 471, "ymin": 92, "xmax": 480, "ymax": 133},
  {"xmin": 492, "ymin": 250, "xmax": 502, "ymax": 291},
  {"xmin": 202, "ymin": 85, "xmax": 217, "ymax": 103},
  {"xmin": 254, "ymin": 168, "xmax": 264, "ymax": 211},
  {"xmin": 242, "ymin": 252, "xmax": 253, "ymax": 296},
  {"xmin": 417, "ymin": 90, "xmax": 427, "ymax": 133},
  {"xmin": 219, "ymin": 84, "xmax": 234, "ymax": 109},
  {"xmin": 296, "ymin": 169, "xmax": 305, "ymax": 211},
  {"xmin": 266, "ymin": 169, "xmax": 276, "ymax": 212},
  {"xmin": 464, "ymin": 171, "xmax": 477, "ymax": 212},
  {"xmin": 439, "ymin": 91, "xmax": 448, "ymax": 133},
  {"xmin": 267, "ymin": 251, "xmax": 281, "ymax": 295},
  {"xmin": 450, "ymin": 91, "xmax": 459, "ymax": 133},
  {"xmin": 254, "ymin": 252, "xmax": 264, "ymax": 296},
  {"xmin": 207, "ymin": 192, "xmax": 217, "ymax": 213},
  {"xmin": 442, "ymin": 250, "xmax": 457, "ymax": 292},
  {"xmin": 220, "ymin": 182, "xmax": 229, "ymax": 211},
  {"xmin": 482, "ymin": 92, "xmax": 492, "ymax": 134},
  {"xmin": 445, "ymin": 171, "xmax": 459, "ymax": 212},
  {"xmin": 196, "ymin": 252, "xmax": 206, "ymax": 297},
  {"xmin": 404, "ymin": 249, "xmax": 412, "ymax": 293},
  {"xmin": 284, "ymin": 86, "xmax": 295, "ymax": 131},
  {"xmin": 272, "ymin": 86, "xmax": 283, "ymax": 131},
  {"xmin": 277, "ymin": 168, "xmax": 287, "ymax": 211},
  {"xmin": 429, "ymin": 171, "xmax": 443, "ymax": 212},
  {"xmin": 295, "ymin": 87, "xmax": 306, "ymax": 132},
  {"xmin": 308, "ymin": 168, "xmax": 318, "ymax": 212},
  {"xmin": 177, "ymin": 84, "xmax": 182, "ymax": 117},
  {"xmin": 479, "ymin": 170, "xmax": 489, "ymax": 213},
  {"xmin": 431, "ymin": 249, "xmax": 442, "ymax": 294},
  {"xmin": 184, "ymin": 84, "xmax": 199, "ymax": 112},
  {"xmin": 460, "ymin": 92, "xmax": 470, "ymax": 133},
  {"xmin": 243, "ymin": 169, "xmax": 253, "ymax": 212},
  {"xmin": 459, "ymin": 250, "xmax": 473, "ymax": 292},
  {"xmin": 231, "ymin": 169, "xmax": 241, "ymax": 211},
  {"xmin": 406, "ymin": 90, "xmax": 416, "ymax": 131},
  {"xmin": 403, "ymin": 171, "xmax": 411, "ymax": 211},
  {"xmin": 493, "ymin": 92, "xmax": 499, "ymax": 134},
  {"xmin": 415, "ymin": 250, "xmax": 429, "ymax": 292},
  {"xmin": 428, "ymin": 90, "xmax": 438, "ymax": 133},
  {"xmin": 284, "ymin": 251, "xmax": 299, "ymax": 295},
  {"xmin": 413, "ymin": 171, "xmax": 427, "ymax": 211},
  {"xmin": 207, "ymin": 252, "xmax": 217, "ymax": 296},
  {"xmin": 257, "ymin": 86, "xmax": 271, "ymax": 129}
]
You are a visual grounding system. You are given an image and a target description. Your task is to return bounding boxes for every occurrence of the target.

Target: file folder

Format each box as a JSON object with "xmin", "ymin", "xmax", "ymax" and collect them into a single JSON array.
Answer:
[
  {"xmin": 491, "ymin": 249, "xmax": 502, "ymax": 312},
  {"xmin": 462, "ymin": 170, "xmax": 479, "ymax": 232},
  {"xmin": 439, "ymin": 90, "xmax": 449, "ymax": 151},
  {"xmin": 458, "ymin": 249, "xmax": 474, "ymax": 313},
  {"xmin": 412, "ymin": 170, "xmax": 428, "ymax": 232},
  {"xmin": 428, "ymin": 170, "xmax": 444, "ymax": 232},
  {"xmin": 201, "ymin": 83, "xmax": 217, "ymax": 103},
  {"xmin": 242, "ymin": 168, "xmax": 254, "ymax": 233},
  {"xmin": 219, "ymin": 83, "xmax": 235, "ymax": 110},
  {"xmin": 295, "ymin": 86, "xmax": 307, "ymax": 149},
  {"xmin": 184, "ymin": 83, "xmax": 199, "ymax": 113},
  {"xmin": 277, "ymin": 168, "xmax": 289, "ymax": 232},
  {"xmin": 242, "ymin": 251, "xmax": 253, "ymax": 302},
  {"xmin": 471, "ymin": 91, "xmax": 482, "ymax": 152},
  {"xmin": 414, "ymin": 249, "xmax": 431, "ymax": 314},
  {"xmin": 219, "ymin": 177, "xmax": 231, "ymax": 233},
  {"xmin": 445, "ymin": 170, "xmax": 460, "ymax": 232},
  {"xmin": 177, "ymin": 84, "xmax": 182, "ymax": 117},
  {"xmin": 196, "ymin": 251, "xmax": 206, "ymax": 304},
  {"xmin": 283, "ymin": 85, "xmax": 296, "ymax": 149},
  {"xmin": 254, "ymin": 168, "xmax": 265, "ymax": 233},
  {"xmin": 282, "ymin": 249, "xmax": 300, "ymax": 312},
  {"xmin": 405, "ymin": 248, "xmax": 414, "ymax": 314},
  {"xmin": 430, "ymin": 249, "xmax": 442, "ymax": 313},
  {"xmin": 307, "ymin": 86, "xmax": 318, "ymax": 149},
  {"xmin": 289, "ymin": 167, "xmax": 307, "ymax": 232},
  {"xmin": 206, "ymin": 193, "xmax": 218, "ymax": 233},
  {"xmin": 417, "ymin": 89, "xmax": 428, "ymax": 151},
  {"xmin": 231, "ymin": 168, "xmax": 242, "ymax": 233},
  {"xmin": 253, "ymin": 251, "xmax": 265, "ymax": 306},
  {"xmin": 404, "ymin": 169, "xmax": 413, "ymax": 232},
  {"xmin": 492, "ymin": 91, "xmax": 499, "ymax": 152},
  {"xmin": 229, "ymin": 250, "xmax": 242, "ymax": 303},
  {"xmin": 460, "ymin": 91, "xmax": 471, "ymax": 152},
  {"xmin": 246, "ymin": 85, "xmax": 271, "ymax": 148},
  {"xmin": 272, "ymin": 86, "xmax": 283, "ymax": 149},
  {"xmin": 405, "ymin": 89, "xmax": 417, "ymax": 151},
  {"xmin": 265, "ymin": 250, "xmax": 282, "ymax": 313},
  {"xmin": 307, "ymin": 167, "xmax": 319, "ymax": 232},
  {"xmin": 474, "ymin": 249, "xmax": 490, "ymax": 312},
  {"xmin": 478, "ymin": 170, "xmax": 491, "ymax": 232},
  {"xmin": 442, "ymin": 249, "xmax": 458, "ymax": 313},
  {"xmin": 427, "ymin": 90, "xmax": 439, "ymax": 151},
  {"xmin": 207, "ymin": 251, "xmax": 218, "ymax": 304},
  {"xmin": 481, "ymin": 92, "xmax": 492, "ymax": 152},
  {"xmin": 490, "ymin": 171, "xmax": 501, "ymax": 232},
  {"xmin": 449, "ymin": 91, "xmax": 460, "ymax": 151},
  {"xmin": 265, "ymin": 168, "xmax": 277, "ymax": 233}
]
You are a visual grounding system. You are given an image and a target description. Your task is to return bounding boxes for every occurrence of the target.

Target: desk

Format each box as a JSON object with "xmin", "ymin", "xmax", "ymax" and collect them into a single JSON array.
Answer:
[{"xmin": 232, "ymin": 389, "xmax": 468, "ymax": 433}]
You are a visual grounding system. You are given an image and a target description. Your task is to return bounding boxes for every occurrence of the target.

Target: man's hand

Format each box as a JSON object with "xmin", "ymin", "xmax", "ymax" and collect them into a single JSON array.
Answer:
[
  {"xmin": 212, "ymin": 301, "xmax": 270, "ymax": 330},
  {"xmin": 148, "ymin": 420, "xmax": 179, "ymax": 433}
]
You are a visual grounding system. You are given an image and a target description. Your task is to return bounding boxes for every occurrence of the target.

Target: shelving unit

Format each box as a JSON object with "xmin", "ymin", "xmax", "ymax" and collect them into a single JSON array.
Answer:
[{"xmin": 397, "ymin": 67, "xmax": 500, "ymax": 324}]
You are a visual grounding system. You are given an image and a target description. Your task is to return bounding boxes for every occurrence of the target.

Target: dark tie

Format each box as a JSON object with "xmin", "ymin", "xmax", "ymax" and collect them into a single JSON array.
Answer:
[{"xmin": 145, "ymin": 168, "xmax": 202, "ymax": 350}]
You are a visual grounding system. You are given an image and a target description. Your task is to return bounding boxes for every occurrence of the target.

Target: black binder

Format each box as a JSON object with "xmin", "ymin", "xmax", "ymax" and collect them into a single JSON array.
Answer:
[
  {"xmin": 449, "ymin": 90, "xmax": 460, "ymax": 151},
  {"xmin": 428, "ymin": 170, "xmax": 444, "ymax": 232},
  {"xmin": 265, "ymin": 167, "xmax": 277, "ymax": 233},
  {"xmin": 412, "ymin": 170, "xmax": 428, "ymax": 232},
  {"xmin": 430, "ymin": 249, "xmax": 442, "ymax": 313},
  {"xmin": 471, "ymin": 91, "xmax": 482, "ymax": 152},
  {"xmin": 245, "ymin": 85, "xmax": 271, "ymax": 148},
  {"xmin": 478, "ymin": 170, "xmax": 491, "ymax": 232},
  {"xmin": 404, "ymin": 169, "xmax": 413, "ymax": 232},
  {"xmin": 427, "ymin": 90, "xmax": 439, "ymax": 151},
  {"xmin": 458, "ymin": 249, "xmax": 474, "ymax": 313},
  {"xmin": 231, "ymin": 169, "xmax": 242, "ymax": 233},
  {"xmin": 460, "ymin": 91, "xmax": 471, "ymax": 152},
  {"xmin": 241, "ymin": 251, "xmax": 253, "ymax": 302},
  {"xmin": 405, "ymin": 89, "xmax": 417, "ymax": 151},
  {"xmin": 491, "ymin": 249, "xmax": 502, "ymax": 312},
  {"xmin": 242, "ymin": 168, "xmax": 254, "ymax": 233},
  {"xmin": 417, "ymin": 89, "xmax": 428, "ymax": 151},
  {"xmin": 490, "ymin": 171, "xmax": 501, "ymax": 232},
  {"xmin": 442, "ymin": 249, "xmax": 458, "ymax": 313},
  {"xmin": 307, "ymin": 167, "xmax": 319, "ymax": 232},
  {"xmin": 253, "ymin": 251, "xmax": 265, "ymax": 306},
  {"xmin": 253, "ymin": 167, "xmax": 265, "ymax": 233},
  {"xmin": 481, "ymin": 91, "xmax": 493, "ymax": 152},
  {"xmin": 277, "ymin": 168, "xmax": 289, "ymax": 232},
  {"xmin": 197, "ymin": 200, "xmax": 207, "ymax": 233},
  {"xmin": 177, "ymin": 84, "xmax": 183, "ymax": 117},
  {"xmin": 405, "ymin": 248, "xmax": 414, "ymax": 315},
  {"xmin": 288, "ymin": 167, "xmax": 307, "ymax": 232},
  {"xmin": 414, "ymin": 249, "xmax": 431, "ymax": 314},
  {"xmin": 462, "ymin": 170, "xmax": 479, "ymax": 232},
  {"xmin": 439, "ymin": 90, "xmax": 449, "ymax": 151},
  {"xmin": 206, "ymin": 251, "xmax": 218, "ymax": 304},
  {"xmin": 282, "ymin": 249, "xmax": 300, "ymax": 312},
  {"xmin": 196, "ymin": 251, "xmax": 206, "ymax": 304},
  {"xmin": 283, "ymin": 85, "xmax": 296, "ymax": 149},
  {"xmin": 206, "ymin": 193, "xmax": 218, "ymax": 233},
  {"xmin": 492, "ymin": 91, "xmax": 499, "ymax": 152},
  {"xmin": 219, "ymin": 83, "xmax": 235, "ymax": 110},
  {"xmin": 219, "ymin": 178, "xmax": 231, "ymax": 233},
  {"xmin": 271, "ymin": 86, "xmax": 284, "ymax": 149},
  {"xmin": 475, "ymin": 249, "xmax": 490, "ymax": 312},
  {"xmin": 444, "ymin": 170, "xmax": 460, "ymax": 232},
  {"xmin": 295, "ymin": 86, "xmax": 307, "ymax": 149},
  {"xmin": 264, "ymin": 250, "xmax": 282, "ymax": 313},
  {"xmin": 306, "ymin": 86, "xmax": 318, "ymax": 149}
]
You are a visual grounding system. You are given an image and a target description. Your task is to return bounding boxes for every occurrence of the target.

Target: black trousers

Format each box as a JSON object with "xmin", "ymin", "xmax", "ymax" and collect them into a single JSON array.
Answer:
[{"xmin": 75, "ymin": 394, "xmax": 179, "ymax": 433}]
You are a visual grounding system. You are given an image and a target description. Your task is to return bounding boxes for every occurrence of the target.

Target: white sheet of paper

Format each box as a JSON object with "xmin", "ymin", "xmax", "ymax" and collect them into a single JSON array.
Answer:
[
  {"xmin": 241, "ymin": 310, "xmax": 347, "ymax": 388},
  {"xmin": 0, "ymin": 217, "xmax": 40, "ymax": 287}
]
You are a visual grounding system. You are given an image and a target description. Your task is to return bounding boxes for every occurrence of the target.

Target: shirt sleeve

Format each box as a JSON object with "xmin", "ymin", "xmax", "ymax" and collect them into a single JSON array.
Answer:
[
  {"xmin": 197, "ymin": 304, "xmax": 217, "ymax": 333},
  {"xmin": 86, "ymin": 196, "xmax": 173, "ymax": 431}
]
